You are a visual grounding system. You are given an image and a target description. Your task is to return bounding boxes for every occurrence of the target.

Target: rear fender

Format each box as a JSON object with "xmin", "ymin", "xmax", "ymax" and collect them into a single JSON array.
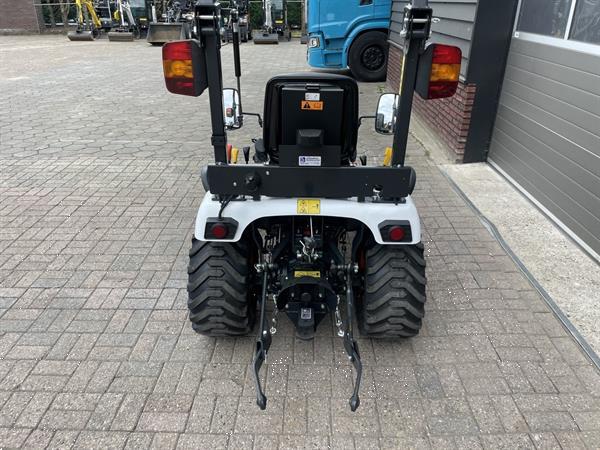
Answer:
[{"xmin": 194, "ymin": 193, "xmax": 422, "ymax": 245}]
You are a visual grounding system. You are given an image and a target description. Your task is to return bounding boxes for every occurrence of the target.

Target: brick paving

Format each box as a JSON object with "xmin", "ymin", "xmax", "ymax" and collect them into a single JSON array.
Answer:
[{"xmin": 1, "ymin": 36, "xmax": 600, "ymax": 449}]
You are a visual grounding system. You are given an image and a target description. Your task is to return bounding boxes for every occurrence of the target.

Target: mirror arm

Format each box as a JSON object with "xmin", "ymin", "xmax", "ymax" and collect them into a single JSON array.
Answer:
[
  {"xmin": 358, "ymin": 115, "xmax": 376, "ymax": 128},
  {"xmin": 244, "ymin": 112, "xmax": 263, "ymax": 128}
]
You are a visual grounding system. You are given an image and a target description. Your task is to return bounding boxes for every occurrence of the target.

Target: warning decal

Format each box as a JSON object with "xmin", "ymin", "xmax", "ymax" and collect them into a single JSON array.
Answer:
[{"xmin": 301, "ymin": 101, "xmax": 324, "ymax": 111}]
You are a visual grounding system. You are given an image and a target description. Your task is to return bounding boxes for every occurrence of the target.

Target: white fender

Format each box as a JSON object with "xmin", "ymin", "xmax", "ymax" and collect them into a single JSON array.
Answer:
[{"xmin": 195, "ymin": 193, "xmax": 422, "ymax": 245}]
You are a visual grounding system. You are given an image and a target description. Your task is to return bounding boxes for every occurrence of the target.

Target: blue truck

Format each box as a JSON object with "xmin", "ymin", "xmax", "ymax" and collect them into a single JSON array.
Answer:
[{"xmin": 306, "ymin": 0, "xmax": 392, "ymax": 82}]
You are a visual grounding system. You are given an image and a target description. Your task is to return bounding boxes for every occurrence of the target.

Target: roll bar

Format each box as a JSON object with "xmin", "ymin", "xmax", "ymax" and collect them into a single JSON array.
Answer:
[
  {"xmin": 193, "ymin": 0, "xmax": 433, "ymax": 168},
  {"xmin": 391, "ymin": 0, "xmax": 432, "ymax": 166}
]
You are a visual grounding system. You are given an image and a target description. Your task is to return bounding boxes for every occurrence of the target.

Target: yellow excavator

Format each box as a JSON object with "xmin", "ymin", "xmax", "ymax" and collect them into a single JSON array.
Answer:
[{"xmin": 68, "ymin": 0, "xmax": 102, "ymax": 41}]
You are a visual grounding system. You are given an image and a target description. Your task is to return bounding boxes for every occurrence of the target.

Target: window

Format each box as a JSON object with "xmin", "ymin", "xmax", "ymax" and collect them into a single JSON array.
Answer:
[
  {"xmin": 517, "ymin": 0, "xmax": 573, "ymax": 38},
  {"xmin": 570, "ymin": 0, "xmax": 600, "ymax": 44},
  {"xmin": 516, "ymin": 0, "xmax": 600, "ymax": 47}
]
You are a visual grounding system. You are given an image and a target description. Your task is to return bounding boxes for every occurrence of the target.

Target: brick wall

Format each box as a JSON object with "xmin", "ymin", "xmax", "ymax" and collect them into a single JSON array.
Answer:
[
  {"xmin": 386, "ymin": 44, "xmax": 476, "ymax": 159},
  {"xmin": 0, "ymin": 0, "xmax": 40, "ymax": 33}
]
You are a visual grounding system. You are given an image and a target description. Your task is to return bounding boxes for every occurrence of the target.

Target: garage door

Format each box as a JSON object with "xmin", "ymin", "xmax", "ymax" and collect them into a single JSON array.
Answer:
[{"xmin": 488, "ymin": 0, "xmax": 600, "ymax": 257}]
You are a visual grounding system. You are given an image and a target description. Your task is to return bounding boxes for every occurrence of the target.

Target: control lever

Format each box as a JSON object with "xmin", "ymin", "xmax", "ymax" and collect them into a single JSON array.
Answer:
[
  {"xmin": 243, "ymin": 146, "xmax": 251, "ymax": 164},
  {"xmin": 359, "ymin": 155, "xmax": 367, "ymax": 166}
]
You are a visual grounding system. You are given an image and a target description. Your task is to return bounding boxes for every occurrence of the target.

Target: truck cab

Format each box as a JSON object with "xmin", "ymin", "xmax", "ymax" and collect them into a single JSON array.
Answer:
[{"xmin": 307, "ymin": 0, "xmax": 392, "ymax": 82}]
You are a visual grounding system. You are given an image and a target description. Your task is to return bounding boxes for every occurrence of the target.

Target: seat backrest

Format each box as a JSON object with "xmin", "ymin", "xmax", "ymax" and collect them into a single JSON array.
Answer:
[{"xmin": 262, "ymin": 73, "xmax": 359, "ymax": 165}]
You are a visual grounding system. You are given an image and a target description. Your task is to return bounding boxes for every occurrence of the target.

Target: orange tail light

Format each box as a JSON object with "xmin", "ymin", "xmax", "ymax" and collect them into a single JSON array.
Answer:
[
  {"xmin": 162, "ymin": 40, "xmax": 208, "ymax": 97},
  {"xmin": 416, "ymin": 44, "xmax": 462, "ymax": 100}
]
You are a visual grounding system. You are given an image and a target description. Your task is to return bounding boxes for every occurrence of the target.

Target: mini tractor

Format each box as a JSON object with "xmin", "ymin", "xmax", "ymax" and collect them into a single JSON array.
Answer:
[{"xmin": 162, "ymin": 0, "xmax": 461, "ymax": 411}]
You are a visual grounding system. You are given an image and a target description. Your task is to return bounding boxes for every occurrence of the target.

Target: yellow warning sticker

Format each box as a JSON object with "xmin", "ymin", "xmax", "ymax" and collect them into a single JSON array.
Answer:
[
  {"xmin": 294, "ymin": 271, "xmax": 321, "ymax": 278},
  {"xmin": 297, "ymin": 199, "xmax": 321, "ymax": 215},
  {"xmin": 301, "ymin": 101, "xmax": 324, "ymax": 111}
]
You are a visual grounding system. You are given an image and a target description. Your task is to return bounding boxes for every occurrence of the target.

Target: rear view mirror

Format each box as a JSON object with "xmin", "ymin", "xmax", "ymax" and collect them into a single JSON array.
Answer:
[
  {"xmin": 375, "ymin": 93, "xmax": 399, "ymax": 135},
  {"xmin": 223, "ymin": 88, "xmax": 243, "ymax": 130}
]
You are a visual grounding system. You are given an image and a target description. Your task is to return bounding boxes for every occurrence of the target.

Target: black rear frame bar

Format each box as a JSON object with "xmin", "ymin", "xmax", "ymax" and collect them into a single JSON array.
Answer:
[{"xmin": 205, "ymin": 165, "xmax": 416, "ymax": 201}]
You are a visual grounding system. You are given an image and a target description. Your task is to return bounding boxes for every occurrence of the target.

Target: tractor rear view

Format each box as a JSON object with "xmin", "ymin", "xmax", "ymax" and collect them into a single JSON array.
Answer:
[{"xmin": 162, "ymin": 0, "xmax": 461, "ymax": 411}]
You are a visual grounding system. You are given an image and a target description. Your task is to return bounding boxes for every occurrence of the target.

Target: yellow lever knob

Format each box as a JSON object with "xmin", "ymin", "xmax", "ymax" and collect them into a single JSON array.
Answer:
[{"xmin": 383, "ymin": 147, "xmax": 393, "ymax": 167}]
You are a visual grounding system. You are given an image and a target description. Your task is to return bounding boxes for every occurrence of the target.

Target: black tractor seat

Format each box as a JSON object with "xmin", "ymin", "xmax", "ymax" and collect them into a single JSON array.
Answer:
[{"xmin": 262, "ymin": 73, "xmax": 359, "ymax": 166}]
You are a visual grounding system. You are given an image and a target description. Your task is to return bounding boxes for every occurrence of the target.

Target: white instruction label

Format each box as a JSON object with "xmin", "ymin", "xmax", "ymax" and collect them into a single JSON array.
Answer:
[
  {"xmin": 305, "ymin": 92, "xmax": 320, "ymax": 101},
  {"xmin": 301, "ymin": 308, "xmax": 312, "ymax": 320},
  {"xmin": 299, "ymin": 156, "xmax": 322, "ymax": 167}
]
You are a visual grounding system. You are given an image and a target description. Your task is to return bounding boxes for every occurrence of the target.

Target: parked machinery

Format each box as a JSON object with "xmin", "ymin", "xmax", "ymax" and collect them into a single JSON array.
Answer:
[
  {"xmin": 271, "ymin": 0, "xmax": 291, "ymax": 41},
  {"xmin": 67, "ymin": 0, "xmax": 103, "ymax": 41},
  {"xmin": 253, "ymin": 0, "xmax": 290, "ymax": 44},
  {"xmin": 147, "ymin": 0, "xmax": 192, "ymax": 45},
  {"xmin": 96, "ymin": 0, "xmax": 116, "ymax": 31},
  {"xmin": 237, "ymin": 0, "xmax": 251, "ymax": 42},
  {"xmin": 108, "ymin": 0, "xmax": 139, "ymax": 41},
  {"xmin": 222, "ymin": 0, "xmax": 251, "ymax": 43}
]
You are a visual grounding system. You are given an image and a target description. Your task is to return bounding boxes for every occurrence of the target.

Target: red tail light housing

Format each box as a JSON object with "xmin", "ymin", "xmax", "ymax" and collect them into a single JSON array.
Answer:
[
  {"xmin": 379, "ymin": 221, "xmax": 412, "ymax": 243},
  {"xmin": 204, "ymin": 218, "xmax": 238, "ymax": 240},
  {"xmin": 388, "ymin": 226, "xmax": 406, "ymax": 242},
  {"xmin": 210, "ymin": 223, "xmax": 228, "ymax": 239},
  {"xmin": 162, "ymin": 40, "xmax": 208, "ymax": 97},
  {"xmin": 416, "ymin": 44, "xmax": 462, "ymax": 100}
]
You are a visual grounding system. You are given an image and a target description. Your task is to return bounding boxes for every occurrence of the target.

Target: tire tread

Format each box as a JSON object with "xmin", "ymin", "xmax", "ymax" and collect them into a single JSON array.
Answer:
[
  {"xmin": 187, "ymin": 238, "xmax": 254, "ymax": 336},
  {"xmin": 359, "ymin": 243, "xmax": 427, "ymax": 338}
]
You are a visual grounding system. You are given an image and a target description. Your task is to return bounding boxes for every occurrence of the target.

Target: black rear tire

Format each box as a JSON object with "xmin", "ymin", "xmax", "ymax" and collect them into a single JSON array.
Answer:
[
  {"xmin": 348, "ymin": 31, "xmax": 389, "ymax": 82},
  {"xmin": 187, "ymin": 238, "xmax": 256, "ymax": 336},
  {"xmin": 358, "ymin": 243, "xmax": 427, "ymax": 337}
]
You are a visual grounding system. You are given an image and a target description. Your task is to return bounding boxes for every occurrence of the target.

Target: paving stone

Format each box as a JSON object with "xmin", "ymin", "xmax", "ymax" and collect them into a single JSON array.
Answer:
[
  {"xmin": 110, "ymin": 394, "xmax": 147, "ymax": 432},
  {"xmin": 480, "ymin": 433, "xmax": 535, "ymax": 449},
  {"xmin": 136, "ymin": 411, "xmax": 188, "ymax": 433},
  {"xmin": 0, "ymin": 427, "xmax": 32, "ymax": 448},
  {"xmin": 15, "ymin": 392, "xmax": 55, "ymax": 428},
  {"xmin": 176, "ymin": 433, "xmax": 228, "ymax": 449},
  {"xmin": 74, "ymin": 430, "xmax": 128, "ymax": 449},
  {"xmin": 86, "ymin": 393, "xmax": 124, "ymax": 431},
  {"xmin": 522, "ymin": 411, "xmax": 579, "ymax": 432},
  {"xmin": 40, "ymin": 408, "xmax": 93, "ymax": 430},
  {"xmin": 22, "ymin": 429, "xmax": 54, "ymax": 449},
  {"xmin": 123, "ymin": 432, "xmax": 153, "ymax": 450}
]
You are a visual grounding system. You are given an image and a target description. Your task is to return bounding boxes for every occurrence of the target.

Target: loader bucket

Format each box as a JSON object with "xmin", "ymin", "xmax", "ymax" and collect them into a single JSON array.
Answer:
[
  {"xmin": 68, "ymin": 30, "xmax": 95, "ymax": 41},
  {"xmin": 108, "ymin": 31, "xmax": 135, "ymax": 42},
  {"xmin": 147, "ymin": 23, "xmax": 189, "ymax": 45},
  {"xmin": 252, "ymin": 31, "xmax": 279, "ymax": 45}
]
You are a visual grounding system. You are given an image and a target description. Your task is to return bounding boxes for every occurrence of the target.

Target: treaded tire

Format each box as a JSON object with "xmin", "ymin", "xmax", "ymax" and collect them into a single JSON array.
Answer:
[
  {"xmin": 348, "ymin": 31, "xmax": 389, "ymax": 82},
  {"xmin": 187, "ymin": 238, "xmax": 255, "ymax": 336},
  {"xmin": 358, "ymin": 243, "xmax": 427, "ymax": 337}
]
